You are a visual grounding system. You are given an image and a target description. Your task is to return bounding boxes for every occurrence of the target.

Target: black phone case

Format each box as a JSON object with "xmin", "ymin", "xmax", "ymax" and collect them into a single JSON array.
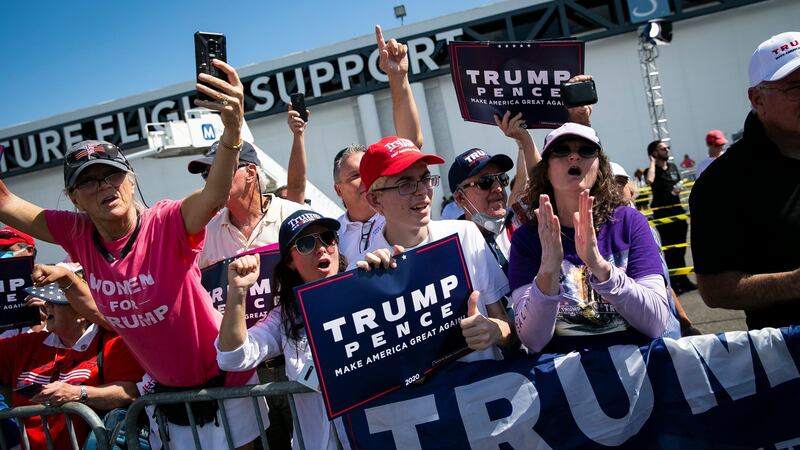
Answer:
[
  {"xmin": 562, "ymin": 80, "xmax": 598, "ymax": 107},
  {"xmin": 194, "ymin": 32, "xmax": 228, "ymax": 102},
  {"xmin": 14, "ymin": 383, "xmax": 43, "ymax": 398},
  {"xmin": 290, "ymin": 93, "xmax": 309, "ymax": 122}
]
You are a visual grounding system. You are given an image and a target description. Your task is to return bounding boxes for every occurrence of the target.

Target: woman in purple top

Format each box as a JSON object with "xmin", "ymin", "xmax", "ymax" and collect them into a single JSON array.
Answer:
[{"xmin": 507, "ymin": 123, "xmax": 670, "ymax": 353}]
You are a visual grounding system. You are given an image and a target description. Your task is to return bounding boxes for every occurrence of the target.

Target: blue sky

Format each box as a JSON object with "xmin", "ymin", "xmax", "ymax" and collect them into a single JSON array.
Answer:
[{"xmin": 1, "ymin": 0, "xmax": 496, "ymax": 129}]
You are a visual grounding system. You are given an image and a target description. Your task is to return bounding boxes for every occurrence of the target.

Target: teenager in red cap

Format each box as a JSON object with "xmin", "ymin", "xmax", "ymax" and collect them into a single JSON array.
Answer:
[{"xmin": 356, "ymin": 136, "xmax": 517, "ymax": 360}]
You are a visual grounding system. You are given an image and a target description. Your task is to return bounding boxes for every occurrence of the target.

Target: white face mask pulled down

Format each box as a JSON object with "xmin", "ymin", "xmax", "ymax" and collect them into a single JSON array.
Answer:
[{"xmin": 460, "ymin": 194, "xmax": 505, "ymax": 235}]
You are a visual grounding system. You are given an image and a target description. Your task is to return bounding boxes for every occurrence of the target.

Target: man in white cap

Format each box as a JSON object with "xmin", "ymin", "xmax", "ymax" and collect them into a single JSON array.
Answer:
[{"xmin": 690, "ymin": 32, "xmax": 800, "ymax": 330}]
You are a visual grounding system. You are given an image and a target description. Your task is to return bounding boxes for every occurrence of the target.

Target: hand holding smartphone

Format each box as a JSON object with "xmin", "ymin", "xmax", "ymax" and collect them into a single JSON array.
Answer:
[
  {"xmin": 194, "ymin": 32, "xmax": 228, "ymax": 102},
  {"xmin": 562, "ymin": 79, "xmax": 598, "ymax": 108},
  {"xmin": 14, "ymin": 383, "xmax": 44, "ymax": 399},
  {"xmin": 290, "ymin": 93, "xmax": 309, "ymax": 122}
]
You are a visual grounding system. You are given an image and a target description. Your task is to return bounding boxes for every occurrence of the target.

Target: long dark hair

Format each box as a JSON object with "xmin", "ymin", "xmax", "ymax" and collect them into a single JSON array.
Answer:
[
  {"xmin": 524, "ymin": 145, "xmax": 623, "ymax": 229},
  {"xmin": 270, "ymin": 252, "xmax": 347, "ymax": 343}
]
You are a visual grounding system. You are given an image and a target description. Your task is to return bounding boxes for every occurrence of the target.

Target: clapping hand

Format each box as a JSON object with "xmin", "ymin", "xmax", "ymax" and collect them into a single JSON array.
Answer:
[{"xmin": 573, "ymin": 189, "xmax": 611, "ymax": 281}]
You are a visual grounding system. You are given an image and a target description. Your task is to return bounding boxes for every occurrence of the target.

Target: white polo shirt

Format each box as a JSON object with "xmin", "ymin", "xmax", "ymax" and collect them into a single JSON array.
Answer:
[
  {"xmin": 336, "ymin": 212, "xmax": 386, "ymax": 266},
  {"xmin": 199, "ymin": 195, "xmax": 305, "ymax": 268}
]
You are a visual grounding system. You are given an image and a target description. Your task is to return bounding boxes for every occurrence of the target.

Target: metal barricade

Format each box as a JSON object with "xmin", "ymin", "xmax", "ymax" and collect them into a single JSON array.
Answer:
[
  {"xmin": 0, "ymin": 402, "xmax": 109, "ymax": 450},
  {"xmin": 125, "ymin": 381, "xmax": 326, "ymax": 450}
]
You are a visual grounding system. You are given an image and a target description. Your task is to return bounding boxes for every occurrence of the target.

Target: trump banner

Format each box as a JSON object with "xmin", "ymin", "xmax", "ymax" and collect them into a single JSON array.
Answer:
[
  {"xmin": 0, "ymin": 255, "xmax": 38, "ymax": 331},
  {"xmin": 297, "ymin": 234, "xmax": 473, "ymax": 418},
  {"xmin": 336, "ymin": 327, "xmax": 800, "ymax": 449},
  {"xmin": 449, "ymin": 40, "xmax": 584, "ymax": 128},
  {"xmin": 201, "ymin": 244, "xmax": 281, "ymax": 327}
]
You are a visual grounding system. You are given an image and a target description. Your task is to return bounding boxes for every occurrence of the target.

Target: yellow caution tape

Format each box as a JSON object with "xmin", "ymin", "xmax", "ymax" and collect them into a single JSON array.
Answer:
[
  {"xmin": 668, "ymin": 266, "xmax": 694, "ymax": 276},
  {"xmin": 661, "ymin": 242, "xmax": 689, "ymax": 251},
  {"xmin": 640, "ymin": 203, "xmax": 689, "ymax": 215},
  {"xmin": 649, "ymin": 213, "xmax": 690, "ymax": 225}
]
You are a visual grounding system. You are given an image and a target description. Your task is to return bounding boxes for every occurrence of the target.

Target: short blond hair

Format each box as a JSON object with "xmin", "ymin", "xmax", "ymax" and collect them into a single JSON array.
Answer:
[{"xmin": 369, "ymin": 176, "xmax": 390, "ymax": 192}]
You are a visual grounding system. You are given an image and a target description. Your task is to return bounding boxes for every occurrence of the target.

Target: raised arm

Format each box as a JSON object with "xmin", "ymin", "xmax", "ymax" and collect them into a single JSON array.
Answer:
[
  {"xmin": 493, "ymin": 111, "xmax": 540, "ymax": 204},
  {"xmin": 376, "ymin": 25, "xmax": 423, "ymax": 148},
  {"xmin": 0, "ymin": 179, "xmax": 54, "ymax": 243},
  {"xmin": 31, "ymin": 264, "xmax": 112, "ymax": 330},
  {"xmin": 286, "ymin": 105, "xmax": 308, "ymax": 205},
  {"xmin": 218, "ymin": 255, "xmax": 260, "ymax": 352},
  {"xmin": 181, "ymin": 60, "xmax": 245, "ymax": 235}
]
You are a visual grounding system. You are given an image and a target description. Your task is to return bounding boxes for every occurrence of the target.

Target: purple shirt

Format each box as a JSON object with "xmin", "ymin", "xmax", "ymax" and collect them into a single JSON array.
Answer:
[{"xmin": 508, "ymin": 206, "xmax": 667, "ymax": 351}]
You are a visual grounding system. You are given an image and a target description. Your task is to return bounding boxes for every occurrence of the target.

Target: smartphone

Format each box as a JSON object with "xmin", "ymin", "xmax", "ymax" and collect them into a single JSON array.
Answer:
[
  {"xmin": 14, "ymin": 383, "xmax": 44, "ymax": 399},
  {"xmin": 290, "ymin": 93, "xmax": 309, "ymax": 122},
  {"xmin": 562, "ymin": 79, "xmax": 598, "ymax": 108},
  {"xmin": 194, "ymin": 32, "xmax": 228, "ymax": 102}
]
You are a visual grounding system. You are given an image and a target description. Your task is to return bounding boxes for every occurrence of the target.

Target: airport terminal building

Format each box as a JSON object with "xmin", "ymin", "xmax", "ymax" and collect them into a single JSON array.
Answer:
[{"xmin": 0, "ymin": 0, "xmax": 794, "ymax": 262}]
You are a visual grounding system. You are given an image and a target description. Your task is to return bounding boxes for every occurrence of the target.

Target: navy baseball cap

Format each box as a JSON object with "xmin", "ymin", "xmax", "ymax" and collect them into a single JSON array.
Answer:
[
  {"xmin": 278, "ymin": 210, "xmax": 340, "ymax": 257},
  {"xmin": 187, "ymin": 140, "xmax": 261, "ymax": 174},
  {"xmin": 448, "ymin": 148, "xmax": 513, "ymax": 192},
  {"xmin": 63, "ymin": 140, "xmax": 131, "ymax": 189}
]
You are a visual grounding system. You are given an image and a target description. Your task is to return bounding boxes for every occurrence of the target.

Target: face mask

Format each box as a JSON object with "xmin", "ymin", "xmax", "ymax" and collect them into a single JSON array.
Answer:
[
  {"xmin": 460, "ymin": 194, "xmax": 505, "ymax": 234},
  {"xmin": 0, "ymin": 248, "xmax": 26, "ymax": 259}
]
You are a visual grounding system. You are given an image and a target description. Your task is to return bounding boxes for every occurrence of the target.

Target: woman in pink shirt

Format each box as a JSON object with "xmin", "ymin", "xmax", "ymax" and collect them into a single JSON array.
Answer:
[{"xmin": 0, "ymin": 60, "xmax": 266, "ymax": 449}]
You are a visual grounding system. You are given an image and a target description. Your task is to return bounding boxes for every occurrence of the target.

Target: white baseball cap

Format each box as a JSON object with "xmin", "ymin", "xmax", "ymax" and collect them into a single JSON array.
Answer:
[
  {"xmin": 748, "ymin": 32, "xmax": 800, "ymax": 87},
  {"xmin": 610, "ymin": 162, "xmax": 629, "ymax": 179},
  {"xmin": 542, "ymin": 122, "xmax": 602, "ymax": 155}
]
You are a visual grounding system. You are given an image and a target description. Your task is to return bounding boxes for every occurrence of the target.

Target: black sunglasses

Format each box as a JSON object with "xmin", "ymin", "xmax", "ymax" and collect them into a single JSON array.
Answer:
[
  {"xmin": 294, "ymin": 230, "xmax": 338, "ymax": 255},
  {"xmin": 65, "ymin": 143, "xmax": 124, "ymax": 168},
  {"xmin": 71, "ymin": 171, "xmax": 128, "ymax": 193},
  {"xmin": 460, "ymin": 173, "xmax": 509, "ymax": 191},
  {"xmin": 201, "ymin": 163, "xmax": 250, "ymax": 180},
  {"xmin": 549, "ymin": 145, "xmax": 599, "ymax": 158}
]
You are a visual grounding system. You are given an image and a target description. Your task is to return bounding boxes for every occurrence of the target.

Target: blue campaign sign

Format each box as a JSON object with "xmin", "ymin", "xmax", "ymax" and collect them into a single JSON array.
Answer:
[
  {"xmin": 201, "ymin": 245, "xmax": 281, "ymax": 328},
  {"xmin": 0, "ymin": 256, "xmax": 39, "ymax": 331},
  {"xmin": 449, "ymin": 40, "xmax": 585, "ymax": 129},
  {"xmin": 627, "ymin": 0, "xmax": 670, "ymax": 23},
  {"xmin": 339, "ymin": 327, "xmax": 800, "ymax": 449},
  {"xmin": 297, "ymin": 234, "xmax": 473, "ymax": 418}
]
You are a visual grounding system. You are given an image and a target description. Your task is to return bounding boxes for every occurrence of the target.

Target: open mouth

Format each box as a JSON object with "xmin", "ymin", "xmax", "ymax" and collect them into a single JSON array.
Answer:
[
  {"xmin": 317, "ymin": 260, "xmax": 331, "ymax": 270},
  {"xmin": 101, "ymin": 195, "xmax": 118, "ymax": 205},
  {"xmin": 567, "ymin": 166, "xmax": 582, "ymax": 176},
  {"xmin": 410, "ymin": 202, "xmax": 429, "ymax": 213}
]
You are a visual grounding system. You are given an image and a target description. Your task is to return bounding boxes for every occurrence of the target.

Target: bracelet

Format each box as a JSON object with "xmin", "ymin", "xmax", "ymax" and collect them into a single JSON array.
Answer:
[
  {"xmin": 60, "ymin": 277, "xmax": 75, "ymax": 292},
  {"xmin": 219, "ymin": 139, "xmax": 243, "ymax": 151}
]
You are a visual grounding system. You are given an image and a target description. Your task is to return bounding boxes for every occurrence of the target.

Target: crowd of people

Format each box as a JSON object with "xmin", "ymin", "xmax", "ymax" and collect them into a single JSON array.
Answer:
[{"xmin": 0, "ymin": 28, "xmax": 797, "ymax": 449}]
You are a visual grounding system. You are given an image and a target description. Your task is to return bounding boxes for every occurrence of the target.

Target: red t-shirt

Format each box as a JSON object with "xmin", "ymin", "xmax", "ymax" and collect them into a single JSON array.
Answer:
[{"xmin": 0, "ymin": 327, "xmax": 144, "ymax": 450}]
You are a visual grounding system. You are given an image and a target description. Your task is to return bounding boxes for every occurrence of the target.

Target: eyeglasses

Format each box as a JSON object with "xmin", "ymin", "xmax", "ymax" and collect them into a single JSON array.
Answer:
[
  {"xmin": 549, "ymin": 145, "xmax": 599, "ymax": 158},
  {"xmin": 359, "ymin": 220, "xmax": 375, "ymax": 252},
  {"xmin": 759, "ymin": 84, "xmax": 800, "ymax": 101},
  {"xmin": 460, "ymin": 173, "xmax": 509, "ymax": 191},
  {"xmin": 71, "ymin": 171, "xmax": 128, "ymax": 193},
  {"xmin": 201, "ymin": 163, "xmax": 250, "ymax": 180},
  {"xmin": 294, "ymin": 230, "xmax": 338, "ymax": 255},
  {"xmin": 372, "ymin": 175, "xmax": 440, "ymax": 196}
]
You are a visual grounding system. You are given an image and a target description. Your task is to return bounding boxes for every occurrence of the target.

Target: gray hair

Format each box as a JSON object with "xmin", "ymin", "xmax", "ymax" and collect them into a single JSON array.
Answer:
[
  {"xmin": 333, "ymin": 144, "xmax": 366, "ymax": 182},
  {"xmin": 256, "ymin": 166, "xmax": 276, "ymax": 194}
]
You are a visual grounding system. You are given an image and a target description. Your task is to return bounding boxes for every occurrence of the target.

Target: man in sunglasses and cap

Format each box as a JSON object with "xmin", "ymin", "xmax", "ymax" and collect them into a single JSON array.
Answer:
[
  {"xmin": 188, "ymin": 140, "xmax": 305, "ymax": 270},
  {"xmin": 0, "ymin": 226, "xmax": 36, "ymax": 260}
]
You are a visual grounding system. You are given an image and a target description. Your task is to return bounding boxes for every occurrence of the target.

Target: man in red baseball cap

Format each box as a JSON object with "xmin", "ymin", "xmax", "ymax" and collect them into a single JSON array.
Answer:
[
  {"xmin": 696, "ymin": 129, "xmax": 728, "ymax": 177},
  {"xmin": 0, "ymin": 226, "xmax": 35, "ymax": 259},
  {"xmin": 358, "ymin": 136, "xmax": 518, "ymax": 361}
]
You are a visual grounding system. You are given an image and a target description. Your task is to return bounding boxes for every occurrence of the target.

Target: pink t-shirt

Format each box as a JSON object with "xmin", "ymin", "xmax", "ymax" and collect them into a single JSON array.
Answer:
[{"xmin": 45, "ymin": 200, "xmax": 253, "ymax": 387}]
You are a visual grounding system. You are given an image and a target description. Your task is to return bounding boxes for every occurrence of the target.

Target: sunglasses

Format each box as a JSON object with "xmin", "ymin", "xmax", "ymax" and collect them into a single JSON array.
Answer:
[
  {"xmin": 201, "ymin": 163, "xmax": 250, "ymax": 180},
  {"xmin": 294, "ymin": 230, "xmax": 338, "ymax": 255},
  {"xmin": 460, "ymin": 173, "xmax": 509, "ymax": 191},
  {"xmin": 71, "ymin": 171, "xmax": 128, "ymax": 193},
  {"xmin": 65, "ymin": 142, "xmax": 125, "ymax": 168},
  {"xmin": 549, "ymin": 145, "xmax": 599, "ymax": 158}
]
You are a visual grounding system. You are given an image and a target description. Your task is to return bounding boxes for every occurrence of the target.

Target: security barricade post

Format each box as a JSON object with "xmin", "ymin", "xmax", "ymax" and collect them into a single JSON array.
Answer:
[{"xmin": 0, "ymin": 402, "xmax": 109, "ymax": 450}]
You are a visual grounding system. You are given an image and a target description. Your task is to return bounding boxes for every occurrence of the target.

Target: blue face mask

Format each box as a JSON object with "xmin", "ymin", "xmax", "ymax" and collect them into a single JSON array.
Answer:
[{"xmin": 0, "ymin": 251, "xmax": 17, "ymax": 259}]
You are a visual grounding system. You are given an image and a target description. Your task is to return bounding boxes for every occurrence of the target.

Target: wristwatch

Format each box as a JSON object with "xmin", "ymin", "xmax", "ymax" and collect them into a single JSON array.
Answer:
[{"xmin": 79, "ymin": 385, "xmax": 88, "ymax": 404}]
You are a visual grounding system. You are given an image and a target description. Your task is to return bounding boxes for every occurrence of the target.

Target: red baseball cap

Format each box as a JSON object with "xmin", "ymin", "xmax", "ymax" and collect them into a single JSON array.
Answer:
[
  {"xmin": 360, "ymin": 136, "xmax": 445, "ymax": 191},
  {"xmin": 0, "ymin": 226, "xmax": 35, "ymax": 247},
  {"xmin": 705, "ymin": 130, "xmax": 728, "ymax": 146}
]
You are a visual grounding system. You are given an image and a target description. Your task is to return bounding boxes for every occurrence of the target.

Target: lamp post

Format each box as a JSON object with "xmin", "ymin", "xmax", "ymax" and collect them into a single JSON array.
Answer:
[{"xmin": 394, "ymin": 5, "xmax": 406, "ymax": 26}]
